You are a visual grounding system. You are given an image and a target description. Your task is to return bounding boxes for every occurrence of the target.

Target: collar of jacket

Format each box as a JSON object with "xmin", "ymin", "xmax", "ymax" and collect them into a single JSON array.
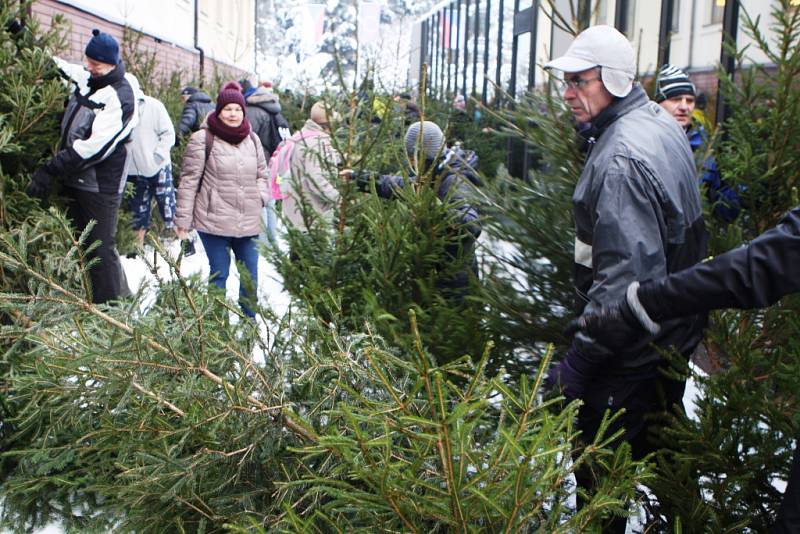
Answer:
[
  {"xmin": 87, "ymin": 61, "xmax": 126, "ymax": 94},
  {"xmin": 302, "ymin": 118, "xmax": 327, "ymax": 134},
  {"xmin": 578, "ymin": 84, "xmax": 649, "ymax": 150},
  {"xmin": 247, "ymin": 88, "xmax": 281, "ymax": 110}
]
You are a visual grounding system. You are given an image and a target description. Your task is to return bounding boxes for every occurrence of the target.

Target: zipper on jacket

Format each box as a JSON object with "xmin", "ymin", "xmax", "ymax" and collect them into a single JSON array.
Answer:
[{"xmin": 585, "ymin": 136, "xmax": 597, "ymax": 159}]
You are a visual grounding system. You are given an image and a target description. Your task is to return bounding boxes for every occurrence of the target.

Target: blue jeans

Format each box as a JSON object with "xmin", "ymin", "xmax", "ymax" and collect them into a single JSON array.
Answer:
[{"xmin": 197, "ymin": 232, "xmax": 259, "ymax": 318}]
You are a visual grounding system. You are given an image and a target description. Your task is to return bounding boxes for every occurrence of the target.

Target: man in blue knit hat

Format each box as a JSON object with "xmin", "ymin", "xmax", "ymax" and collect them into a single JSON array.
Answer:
[{"xmin": 26, "ymin": 29, "xmax": 139, "ymax": 304}]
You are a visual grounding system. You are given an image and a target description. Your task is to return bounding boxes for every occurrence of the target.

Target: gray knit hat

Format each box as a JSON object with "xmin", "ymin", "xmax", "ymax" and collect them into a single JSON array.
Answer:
[
  {"xmin": 405, "ymin": 121, "xmax": 444, "ymax": 161},
  {"xmin": 654, "ymin": 64, "xmax": 695, "ymax": 103}
]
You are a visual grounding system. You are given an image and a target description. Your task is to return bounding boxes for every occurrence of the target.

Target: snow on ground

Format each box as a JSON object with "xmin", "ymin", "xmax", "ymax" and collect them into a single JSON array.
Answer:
[{"xmin": 123, "ymin": 234, "xmax": 291, "ymax": 321}]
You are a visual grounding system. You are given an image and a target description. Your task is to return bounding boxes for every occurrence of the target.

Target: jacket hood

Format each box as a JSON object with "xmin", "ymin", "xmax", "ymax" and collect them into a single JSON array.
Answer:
[
  {"xmin": 188, "ymin": 91, "xmax": 212, "ymax": 104},
  {"xmin": 302, "ymin": 118, "xmax": 327, "ymax": 134},
  {"xmin": 247, "ymin": 87, "xmax": 281, "ymax": 113},
  {"xmin": 126, "ymin": 72, "xmax": 145, "ymax": 102}
]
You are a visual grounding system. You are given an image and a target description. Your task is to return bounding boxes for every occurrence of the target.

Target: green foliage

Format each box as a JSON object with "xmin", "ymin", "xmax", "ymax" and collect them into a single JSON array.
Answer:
[
  {"xmin": 275, "ymin": 336, "xmax": 649, "ymax": 532},
  {"xmin": 0, "ymin": 2, "xmax": 67, "ymax": 227},
  {"xmin": 472, "ymin": 90, "xmax": 581, "ymax": 376},
  {"xmin": 271, "ymin": 82, "xmax": 489, "ymax": 367},
  {"xmin": 714, "ymin": 1, "xmax": 800, "ymax": 239}
]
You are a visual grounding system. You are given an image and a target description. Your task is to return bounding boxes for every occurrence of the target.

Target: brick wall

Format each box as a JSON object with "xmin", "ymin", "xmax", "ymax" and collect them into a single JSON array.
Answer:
[
  {"xmin": 30, "ymin": 0, "xmax": 247, "ymax": 86},
  {"xmin": 688, "ymin": 70, "xmax": 720, "ymax": 99}
]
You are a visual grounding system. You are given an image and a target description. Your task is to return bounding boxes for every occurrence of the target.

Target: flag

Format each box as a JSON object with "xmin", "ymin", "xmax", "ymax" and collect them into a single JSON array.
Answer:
[
  {"xmin": 358, "ymin": 1, "xmax": 382, "ymax": 46},
  {"xmin": 304, "ymin": 3, "xmax": 326, "ymax": 46}
]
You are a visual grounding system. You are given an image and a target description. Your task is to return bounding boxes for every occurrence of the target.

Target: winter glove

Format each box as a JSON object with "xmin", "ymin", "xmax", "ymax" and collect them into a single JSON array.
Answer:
[
  {"xmin": 353, "ymin": 170, "xmax": 376, "ymax": 192},
  {"xmin": 544, "ymin": 345, "xmax": 599, "ymax": 401},
  {"xmin": 565, "ymin": 281, "xmax": 661, "ymax": 354},
  {"xmin": 26, "ymin": 167, "xmax": 54, "ymax": 199}
]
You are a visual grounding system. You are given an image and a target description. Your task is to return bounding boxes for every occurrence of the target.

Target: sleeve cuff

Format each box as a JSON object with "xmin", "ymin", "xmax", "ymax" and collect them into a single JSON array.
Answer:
[{"xmin": 626, "ymin": 281, "xmax": 661, "ymax": 335}]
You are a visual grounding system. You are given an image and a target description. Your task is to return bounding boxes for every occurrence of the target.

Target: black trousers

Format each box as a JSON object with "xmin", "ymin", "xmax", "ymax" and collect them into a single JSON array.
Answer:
[
  {"xmin": 774, "ymin": 445, "xmax": 800, "ymax": 534},
  {"xmin": 575, "ymin": 373, "xmax": 687, "ymax": 534},
  {"xmin": 64, "ymin": 187, "xmax": 129, "ymax": 304}
]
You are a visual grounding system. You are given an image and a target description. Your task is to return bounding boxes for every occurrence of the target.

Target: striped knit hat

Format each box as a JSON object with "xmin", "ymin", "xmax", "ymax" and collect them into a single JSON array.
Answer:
[{"xmin": 654, "ymin": 64, "xmax": 696, "ymax": 102}]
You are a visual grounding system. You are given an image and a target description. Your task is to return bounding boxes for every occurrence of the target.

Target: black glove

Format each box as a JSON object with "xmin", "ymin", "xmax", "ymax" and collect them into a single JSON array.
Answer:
[
  {"xmin": 565, "ymin": 282, "xmax": 658, "ymax": 353},
  {"xmin": 26, "ymin": 167, "xmax": 54, "ymax": 199}
]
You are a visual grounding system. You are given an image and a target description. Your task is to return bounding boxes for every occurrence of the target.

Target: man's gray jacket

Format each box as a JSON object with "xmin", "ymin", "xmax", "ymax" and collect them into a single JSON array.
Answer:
[{"xmin": 572, "ymin": 84, "xmax": 708, "ymax": 377}]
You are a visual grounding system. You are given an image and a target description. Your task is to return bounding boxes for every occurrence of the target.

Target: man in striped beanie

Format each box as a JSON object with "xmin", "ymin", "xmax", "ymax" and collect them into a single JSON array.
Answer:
[
  {"xmin": 654, "ymin": 63, "xmax": 696, "ymax": 129},
  {"xmin": 655, "ymin": 64, "xmax": 741, "ymax": 221}
]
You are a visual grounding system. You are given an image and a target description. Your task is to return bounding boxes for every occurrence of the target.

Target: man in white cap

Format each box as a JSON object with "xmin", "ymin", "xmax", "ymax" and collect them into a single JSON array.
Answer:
[{"xmin": 543, "ymin": 25, "xmax": 708, "ymax": 532}]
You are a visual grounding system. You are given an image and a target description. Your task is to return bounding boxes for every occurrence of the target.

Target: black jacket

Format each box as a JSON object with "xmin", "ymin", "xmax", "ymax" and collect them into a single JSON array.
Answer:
[
  {"xmin": 245, "ymin": 88, "xmax": 290, "ymax": 157},
  {"xmin": 641, "ymin": 206, "xmax": 800, "ymax": 321},
  {"xmin": 46, "ymin": 58, "xmax": 138, "ymax": 194},
  {"xmin": 177, "ymin": 92, "xmax": 214, "ymax": 137},
  {"xmin": 572, "ymin": 85, "xmax": 708, "ymax": 376}
]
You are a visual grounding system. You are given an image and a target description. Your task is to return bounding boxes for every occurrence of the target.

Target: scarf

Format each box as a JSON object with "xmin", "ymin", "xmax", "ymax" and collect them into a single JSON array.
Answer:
[{"xmin": 207, "ymin": 112, "xmax": 252, "ymax": 145}]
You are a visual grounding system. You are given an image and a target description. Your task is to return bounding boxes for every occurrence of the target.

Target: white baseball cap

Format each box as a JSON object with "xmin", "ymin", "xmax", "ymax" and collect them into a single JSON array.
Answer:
[{"xmin": 544, "ymin": 25, "xmax": 636, "ymax": 98}]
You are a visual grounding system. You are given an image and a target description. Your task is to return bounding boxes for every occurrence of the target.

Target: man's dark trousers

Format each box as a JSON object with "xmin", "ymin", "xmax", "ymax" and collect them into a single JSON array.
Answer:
[{"xmin": 64, "ymin": 187, "xmax": 128, "ymax": 304}]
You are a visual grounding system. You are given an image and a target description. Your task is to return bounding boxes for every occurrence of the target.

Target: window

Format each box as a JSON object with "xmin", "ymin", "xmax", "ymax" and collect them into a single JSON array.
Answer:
[
  {"xmin": 596, "ymin": 0, "xmax": 608, "ymax": 25},
  {"xmin": 615, "ymin": 0, "xmax": 635, "ymax": 37},
  {"xmin": 711, "ymin": 0, "xmax": 725, "ymax": 24},
  {"xmin": 671, "ymin": 0, "xmax": 681, "ymax": 32}
]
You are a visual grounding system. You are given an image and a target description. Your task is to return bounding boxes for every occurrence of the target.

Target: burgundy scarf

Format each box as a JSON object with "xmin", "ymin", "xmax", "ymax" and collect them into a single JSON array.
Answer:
[{"xmin": 207, "ymin": 112, "xmax": 252, "ymax": 145}]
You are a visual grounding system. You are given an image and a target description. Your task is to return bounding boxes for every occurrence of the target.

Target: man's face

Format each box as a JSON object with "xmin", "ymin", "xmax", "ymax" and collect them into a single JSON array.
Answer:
[
  {"xmin": 84, "ymin": 56, "xmax": 115, "ymax": 78},
  {"xmin": 562, "ymin": 68, "xmax": 614, "ymax": 124},
  {"xmin": 659, "ymin": 94, "xmax": 696, "ymax": 128}
]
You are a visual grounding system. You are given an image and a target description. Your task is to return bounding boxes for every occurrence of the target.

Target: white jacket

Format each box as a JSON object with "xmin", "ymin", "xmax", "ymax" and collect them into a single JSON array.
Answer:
[{"xmin": 128, "ymin": 93, "xmax": 175, "ymax": 177}]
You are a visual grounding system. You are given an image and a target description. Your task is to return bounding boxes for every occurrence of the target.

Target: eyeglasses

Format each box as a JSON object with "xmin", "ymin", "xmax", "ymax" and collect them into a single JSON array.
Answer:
[{"xmin": 553, "ymin": 74, "xmax": 602, "ymax": 92}]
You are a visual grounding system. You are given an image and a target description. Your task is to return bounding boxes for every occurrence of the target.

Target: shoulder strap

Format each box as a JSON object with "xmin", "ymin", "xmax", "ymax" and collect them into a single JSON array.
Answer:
[
  {"xmin": 197, "ymin": 130, "xmax": 214, "ymax": 192},
  {"xmin": 249, "ymin": 131, "xmax": 259, "ymax": 153},
  {"xmin": 204, "ymin": 129, "xmax": 214, "ymax": 161}
]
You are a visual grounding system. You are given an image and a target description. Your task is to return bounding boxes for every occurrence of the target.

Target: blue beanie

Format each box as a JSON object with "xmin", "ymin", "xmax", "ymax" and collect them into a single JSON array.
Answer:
[{"xmin": 85, "ymin": 29, "xmax": 119, "ymax": 65}]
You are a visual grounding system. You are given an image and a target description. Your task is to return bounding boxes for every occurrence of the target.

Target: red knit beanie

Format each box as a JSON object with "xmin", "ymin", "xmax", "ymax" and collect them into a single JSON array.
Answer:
[{"xmin": 215, "ymin": 81, "xmax": 246, "ymax": 114}]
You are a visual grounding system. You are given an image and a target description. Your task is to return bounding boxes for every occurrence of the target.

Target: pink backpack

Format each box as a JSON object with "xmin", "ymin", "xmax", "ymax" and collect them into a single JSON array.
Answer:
[{"xmin": 268, "ymin": 129, "xmax": 325, "ymax": 200}]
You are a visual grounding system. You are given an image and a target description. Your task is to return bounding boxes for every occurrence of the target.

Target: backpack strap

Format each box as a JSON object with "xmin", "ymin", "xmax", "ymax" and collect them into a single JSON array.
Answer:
[
  {"xmin": 205, "ymin": 129, "xmax": 214, "ymax": 161},
  {"xmin": 249, "ymin": 131, "xmax": 261, "ymax": 177},
  {"xmin": 196, "ymin": 129, "xmax": 214, "ymax": 192}
]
